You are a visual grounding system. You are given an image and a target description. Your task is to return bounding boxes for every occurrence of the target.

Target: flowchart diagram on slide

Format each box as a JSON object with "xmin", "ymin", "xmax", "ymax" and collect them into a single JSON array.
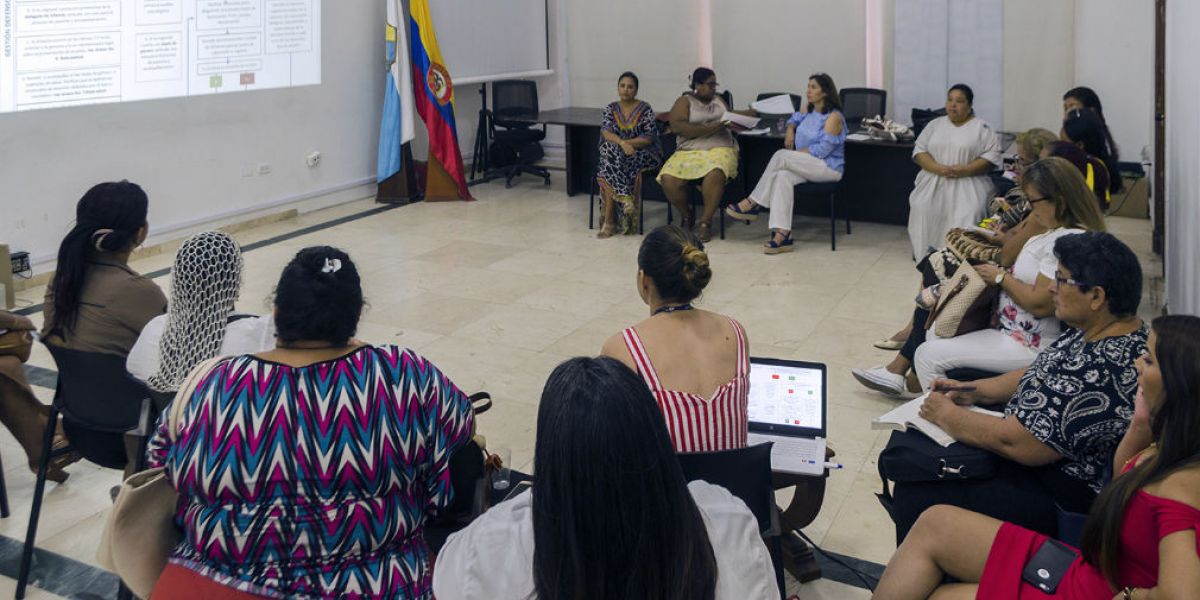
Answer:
[{"xmin": 0, "ymin": 0, "xmax": 322, "ymax": 112}]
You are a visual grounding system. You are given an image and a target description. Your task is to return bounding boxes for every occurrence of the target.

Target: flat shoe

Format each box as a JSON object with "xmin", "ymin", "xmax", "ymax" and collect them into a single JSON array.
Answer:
[
  {"xmin": 852, "ymin": 365, "xmax": 913, "ymax": 397},
  {"xmin": 696, "ymin": 222, "xmax": 713, "ymax": 243},
  {"xmin": 873, "ymin": 338, "xmax": 905, "ymax": 351}
]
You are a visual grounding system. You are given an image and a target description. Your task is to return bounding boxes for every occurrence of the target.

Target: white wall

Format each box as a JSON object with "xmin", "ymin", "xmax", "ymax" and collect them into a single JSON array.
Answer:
[
  {"xmin": 1, "ymin": 2, "xmax": 385, "ymax": 269},
  {"xmin": 1075, "ymin": 0, "xmax": 1155, "ymax": 163},
  {"xmin": 1166, "ymin": 0, "xmax": 1200, "ymax": 314},
  {"xmin": 712, "ymin": 0, "xmax": 866, "ymax": 109},
  {"xmin": 565, "ymin": 0, "xmax": 699, "ymax": 113},
  {"xmin": 1002, "ymin": 0, "xmax": 1075, "ymax": 134}
]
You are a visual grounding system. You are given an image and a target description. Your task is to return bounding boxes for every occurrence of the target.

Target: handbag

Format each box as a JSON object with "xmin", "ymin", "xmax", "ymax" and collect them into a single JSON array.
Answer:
[
  {"xmin": 945, "ymin": 228, "xmax": 1002, "ymax": 264},
  {"xmin": 876, "ymin": 429, "xmax": 998, "ymax": 522},
  {"xmin": 96, "ymin": 354, "xmax": 226, "ymax": 599},
  {"xmin": 0, "ymin": 311, "xmax": 36, "ymax": 362},
  {"xmin": 925, "ymin": 258, "xmax": 999, "ymax": 338}
]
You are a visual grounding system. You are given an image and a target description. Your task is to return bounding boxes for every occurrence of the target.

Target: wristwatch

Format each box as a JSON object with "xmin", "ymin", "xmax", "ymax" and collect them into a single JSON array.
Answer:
[{"xmin": 994, "ymin": 272, "xmax": 1006, "ymax": 286}]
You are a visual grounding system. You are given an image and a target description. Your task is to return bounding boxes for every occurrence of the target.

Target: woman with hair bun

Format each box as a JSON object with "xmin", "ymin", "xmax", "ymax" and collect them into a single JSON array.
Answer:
[
  {"xmin": 602, "ymin": 225, "xmax": 750, "ymax": 452},
  {"xmin": 146, "ymin": 246, "xmax": 475, "ymax": 599}
]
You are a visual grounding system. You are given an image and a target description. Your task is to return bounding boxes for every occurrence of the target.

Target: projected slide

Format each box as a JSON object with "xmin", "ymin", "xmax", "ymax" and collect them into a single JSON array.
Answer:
[{"xmin": 0, "ymin": 0, "xmax": 321, "ymax": 112}]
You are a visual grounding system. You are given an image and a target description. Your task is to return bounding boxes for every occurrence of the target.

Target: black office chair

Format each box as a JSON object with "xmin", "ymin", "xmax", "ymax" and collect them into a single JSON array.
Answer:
[
  {"xmin": 17, "ymin": 344, "xmax": 167, "ymax": 599},
  {"xmin": 677, "ymin": 443, "xmax": 786, "ymax": 599},
  {"xmin": 488, "ymin": 80, "xmax": 551, "ymax": 188},
  {"xmin": 792, "ymin": 181, "xmax": 850, "ymax": 250},
  {"xmin": 839, "ymin": 87, "xmax": 887, "ymax": 131},
  {"xmin": 756, "ymin": 92, "xmax": 803, "ymax": 114}
]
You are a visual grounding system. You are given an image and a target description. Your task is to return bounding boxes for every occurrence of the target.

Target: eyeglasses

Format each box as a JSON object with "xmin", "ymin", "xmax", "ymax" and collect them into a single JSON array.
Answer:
[{"xmin": 1054, "ymin": 274, "xmax": 1092, "ymax": 288}]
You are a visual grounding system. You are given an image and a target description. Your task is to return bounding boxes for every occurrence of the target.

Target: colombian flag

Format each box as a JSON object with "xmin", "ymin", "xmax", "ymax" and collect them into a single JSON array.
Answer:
[{"xmin": 409, "ymin": 0, "xmax": 472, "ymax": 200}]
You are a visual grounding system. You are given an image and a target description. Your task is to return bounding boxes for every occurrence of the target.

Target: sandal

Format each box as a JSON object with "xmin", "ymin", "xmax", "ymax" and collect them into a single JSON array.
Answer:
[
  {"xmin": 763, "ymin": 231, "xmax": 794, "ymax": 254},
  {"xmin": 696, "ymin": 221, "xmax": 713, "ymax": 243},
  {"xmin": 725, "ymin": 199, "xmax": 761, "ymax": 222},
  {"xmin": 596, "ymin": 221, "xmax": 615, "ymax": 238},
  {"xmin": 30, "ymin": 435, "xmax": 81, "ymax": 483}
]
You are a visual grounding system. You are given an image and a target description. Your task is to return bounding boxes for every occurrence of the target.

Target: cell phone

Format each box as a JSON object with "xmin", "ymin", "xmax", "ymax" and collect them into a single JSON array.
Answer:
[
  {"xmin": 503, "ymin": 480, "xmax": 532, "ymax": 502},
  {"xmin": 1021, "ymin": 539, "xmax": 1078, "ymax": 594}
]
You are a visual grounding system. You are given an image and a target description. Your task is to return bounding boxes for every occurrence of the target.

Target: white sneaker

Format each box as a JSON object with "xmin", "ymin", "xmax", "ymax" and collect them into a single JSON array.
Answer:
[{"xmin": 852, "ymin": 365, "xmax": 909, "ymax": 397}]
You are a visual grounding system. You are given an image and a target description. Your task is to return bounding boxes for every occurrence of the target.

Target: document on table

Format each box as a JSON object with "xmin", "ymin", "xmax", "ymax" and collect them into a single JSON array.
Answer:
[
  {"xmin": 751, "ymin": 94, "xmax": 796, "ymax": 115},
  {"xmin": 847, "ymin": 133, "xmax": 872, "ymax": 141},
  {"xmin": 721, "ymin": 112, "xmax": 761, "ymax": 129}
]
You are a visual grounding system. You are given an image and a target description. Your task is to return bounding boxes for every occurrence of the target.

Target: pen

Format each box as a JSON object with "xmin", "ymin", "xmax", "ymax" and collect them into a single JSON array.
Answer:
[
  {"xmin": 933, "ymin": 384, "xmax": 977, "ymax": 393},
  {"xmin": 823, "ymin": 462, "xmax": 843, "ymax": 470}
]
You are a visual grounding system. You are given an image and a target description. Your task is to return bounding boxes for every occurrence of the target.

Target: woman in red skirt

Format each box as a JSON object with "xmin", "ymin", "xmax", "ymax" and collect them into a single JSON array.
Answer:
[{"xmin": 872, "ymin": 314, "xmax": 1200, "ymax": 600}]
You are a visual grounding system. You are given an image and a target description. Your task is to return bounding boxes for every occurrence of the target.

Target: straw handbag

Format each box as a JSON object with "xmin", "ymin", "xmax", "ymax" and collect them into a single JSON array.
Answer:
[
  {"xmin": 925, "ymin": 261, "xmax": 998, "ymax": 339},
  {"xmin": 96, "ymin": 355, "xmax": 225, "ymax": 599}
]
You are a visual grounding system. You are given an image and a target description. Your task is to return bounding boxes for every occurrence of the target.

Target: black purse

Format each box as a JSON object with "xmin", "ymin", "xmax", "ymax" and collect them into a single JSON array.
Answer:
[{"xmin": 876, "ymin": 429, "xmax": 998, "ymax": 520}]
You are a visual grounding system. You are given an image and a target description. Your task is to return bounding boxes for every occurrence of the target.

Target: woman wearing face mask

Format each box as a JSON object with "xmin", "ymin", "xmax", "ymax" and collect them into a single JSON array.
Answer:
[
  {"xmin": 595, "ymin": 71, "xmax": 663, "ymax": 238},
  {"xmin": 906, "ymin": 84, "xmax": 1003, "ymax": 259}
]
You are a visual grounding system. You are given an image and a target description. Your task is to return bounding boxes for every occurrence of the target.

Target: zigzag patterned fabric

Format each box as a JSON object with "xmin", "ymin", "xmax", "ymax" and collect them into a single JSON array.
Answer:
[{"xmin": 146, "ymin": 344, "xmax": 475, "ymax": 599}]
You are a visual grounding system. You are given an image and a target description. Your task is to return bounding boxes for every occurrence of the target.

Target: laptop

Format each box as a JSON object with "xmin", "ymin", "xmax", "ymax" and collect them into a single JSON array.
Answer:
[{"xmin": 746, "ymin": 357, "xmax": 828, "ymax": 476}]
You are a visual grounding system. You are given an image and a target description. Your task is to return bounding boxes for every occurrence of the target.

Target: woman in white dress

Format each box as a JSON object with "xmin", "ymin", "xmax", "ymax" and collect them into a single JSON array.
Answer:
[{"xmin": 907, "ymin": 84, "xmax": 1002, "ymax": 258}]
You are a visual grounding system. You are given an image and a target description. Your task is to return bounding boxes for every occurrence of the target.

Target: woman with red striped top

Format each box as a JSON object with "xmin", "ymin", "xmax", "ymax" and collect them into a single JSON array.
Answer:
[{"xmin": 602, "ymin": 224, "xmax": 750, "ymax": 453}]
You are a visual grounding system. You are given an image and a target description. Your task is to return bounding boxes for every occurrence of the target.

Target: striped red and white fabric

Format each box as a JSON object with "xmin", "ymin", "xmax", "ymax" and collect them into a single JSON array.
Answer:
[{"xmin": 621, "ymin": 319, "xmax": 750, "ymax": 453}]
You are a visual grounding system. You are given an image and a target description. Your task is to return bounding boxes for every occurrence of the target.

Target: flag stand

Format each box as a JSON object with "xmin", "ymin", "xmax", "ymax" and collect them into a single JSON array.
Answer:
[
  {"xmin": 376, "ymin": 142, "xmax": 419, "ymax": 204},
  {"xmin": 424, "ymin": 154, "xmax": 465, "ymax": 202}
]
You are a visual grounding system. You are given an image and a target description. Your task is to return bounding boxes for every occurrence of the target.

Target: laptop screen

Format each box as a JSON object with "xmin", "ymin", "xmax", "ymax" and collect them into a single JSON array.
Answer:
[{"xmin": 747, "ymin": 357, "xmax": 827, "ymax": 438}]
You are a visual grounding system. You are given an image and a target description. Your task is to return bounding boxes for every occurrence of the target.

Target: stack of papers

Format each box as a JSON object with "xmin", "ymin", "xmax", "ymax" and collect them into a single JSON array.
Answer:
[
  {"xmin": 751, "ymin": 94, "xmax": 797, "ymax": 115},
  {"xmin": 721, "ymin": 112, "xmax": 761, "ymax": 129}
]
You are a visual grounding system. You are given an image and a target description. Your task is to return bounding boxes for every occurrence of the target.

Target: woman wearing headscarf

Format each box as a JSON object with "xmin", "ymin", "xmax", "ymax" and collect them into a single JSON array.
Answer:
[{"xmin": 127, "ymin": 231, "xmax": 274, "ymax": 392}]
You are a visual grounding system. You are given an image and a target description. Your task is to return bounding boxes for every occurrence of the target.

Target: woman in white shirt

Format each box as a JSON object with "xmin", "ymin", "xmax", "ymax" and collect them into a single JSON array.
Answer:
[
  {"xmin": 433, "ymin": 356, "xmax": 776, "ymax": 600},
  {"xmin": 910, "ymin": 157, "xmax": 1108, "ymax": 388},
  {"xmin": 907, "ymin": 84, "xmax": 1003, "ymax": 258},
  {"xmin": 126, "ymin": 231, "xmax": 273, "ymax": 392}
]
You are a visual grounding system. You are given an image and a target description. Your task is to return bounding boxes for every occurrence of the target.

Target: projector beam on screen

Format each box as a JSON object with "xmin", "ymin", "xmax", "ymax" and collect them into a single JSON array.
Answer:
[{"xmin": 0, "ymin": 0, "xmax": 323, "ymax": 113}]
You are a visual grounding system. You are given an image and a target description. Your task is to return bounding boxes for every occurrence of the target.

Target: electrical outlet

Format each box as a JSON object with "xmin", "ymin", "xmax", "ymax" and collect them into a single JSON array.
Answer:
[
  {"xmin": 14, "ymin": 219, "xmax": 24, "ymax": 230},
  {"xmin": 257, "ymin": 163, "xmax": 272, "ymax": 175},
  {"xmin": 306, "ymin": 151, "xmax": 321, "ymax": 168},
  {"xmin": 241, "ymin": 165, "xmax": 254, "ymax": 177}
]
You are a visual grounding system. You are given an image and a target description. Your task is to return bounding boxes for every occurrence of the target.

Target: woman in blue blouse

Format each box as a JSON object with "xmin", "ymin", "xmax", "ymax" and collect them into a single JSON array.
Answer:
[{"xmin": 726, "ymin": 73, "xmax": 846, "ymax": 254}]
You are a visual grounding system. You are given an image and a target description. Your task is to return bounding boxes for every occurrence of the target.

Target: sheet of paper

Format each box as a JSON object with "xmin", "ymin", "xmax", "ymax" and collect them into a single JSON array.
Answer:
[
  {"xmin": 721, "ymin": 112, "xmax": 761, "ymax": 129},
  {"xmin": 750, "ymin": 94, "xmax": 797, "ymax": 115},
  {"xmin": 738, "ymin": 127, "xmax": 771, "ymax": 136},
  {"xmin": 847, "ymin": 133, "xmax": 872, "ymax": 141}
]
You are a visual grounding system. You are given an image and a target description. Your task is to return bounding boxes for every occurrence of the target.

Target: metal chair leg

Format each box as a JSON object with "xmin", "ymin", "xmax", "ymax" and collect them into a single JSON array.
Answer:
[
  {"xmin": 0, "ymin": 450, "xmax": 9, "ymax": 518},
  {"xmin": 17, "ymin": 407, "xmax": 59, "ymax": 598},
  {"xmin": 829, "ymin": 191, "xmax": 837, "ymax": 251},
  {"xmin": 589, "ymin": 183, "xmax": 596, "ymax": 229}
]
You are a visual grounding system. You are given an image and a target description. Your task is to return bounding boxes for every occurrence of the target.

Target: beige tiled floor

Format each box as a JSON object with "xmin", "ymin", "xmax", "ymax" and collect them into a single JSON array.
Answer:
[{"xmin": 4, "ymin": 176, "xmax": 1159, "ymax": 599}]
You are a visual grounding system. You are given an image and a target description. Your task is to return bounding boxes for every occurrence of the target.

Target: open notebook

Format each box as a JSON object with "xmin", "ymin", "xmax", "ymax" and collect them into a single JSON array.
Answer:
[{"xmin": 872, "ymin": 394, "xmax": 1003, "ymax": 447}]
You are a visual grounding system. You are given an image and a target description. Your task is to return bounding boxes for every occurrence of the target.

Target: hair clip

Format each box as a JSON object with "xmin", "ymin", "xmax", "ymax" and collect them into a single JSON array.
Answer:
[
  {"xmin": 321, "ymin": 258, "xmax": 342, "ymax": 274},
  {"xmin": 92, "ymin": 229, "xmax": 115, "ymax": 252}
]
